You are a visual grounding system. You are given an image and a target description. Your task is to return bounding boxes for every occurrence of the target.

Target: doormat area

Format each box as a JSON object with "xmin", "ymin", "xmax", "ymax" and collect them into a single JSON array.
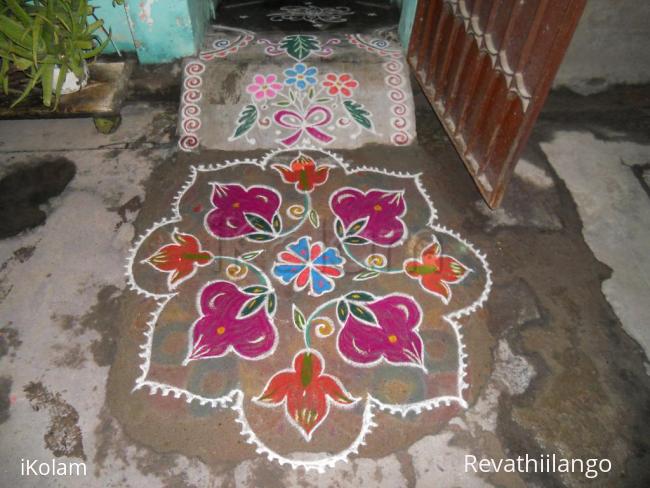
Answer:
[
  {"xmin": 178, "ymin": 26, "xmax": 415, "ymax": 152},
  {"xmin": 126, "ymin": 147, "xmax": 491, "ymax": 471}
]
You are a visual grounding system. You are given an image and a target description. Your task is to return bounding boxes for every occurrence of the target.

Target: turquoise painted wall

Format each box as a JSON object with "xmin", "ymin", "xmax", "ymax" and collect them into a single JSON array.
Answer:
[
  {"xmin": 92, "ymin": 0, "xmax": 135, "ymax": 55},
  {"xmin": 398, "ymin": 0, "xmax": 418, "ymax": 50},
  {"xmin": 92, "ymin": 0, "xmax": 214, "ymax": 63}
]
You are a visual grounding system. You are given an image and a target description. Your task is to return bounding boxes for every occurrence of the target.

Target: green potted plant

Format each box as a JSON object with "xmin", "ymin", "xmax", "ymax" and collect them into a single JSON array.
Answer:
[{"xmin": 0, "ymin": 0, "xmax": 123, "ymax": 108}]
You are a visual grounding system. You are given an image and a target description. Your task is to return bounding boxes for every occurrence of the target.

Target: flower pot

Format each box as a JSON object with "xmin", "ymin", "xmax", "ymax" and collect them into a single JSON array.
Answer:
[{"xmin": 52, "ymin": 62, "xmax": 89, "ymax": 94}]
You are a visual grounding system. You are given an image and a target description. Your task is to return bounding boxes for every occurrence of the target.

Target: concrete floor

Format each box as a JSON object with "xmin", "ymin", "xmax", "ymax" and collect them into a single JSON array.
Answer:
[{"xmin": 1, "ymin": 66, "xmax": 649, "ymax": 486}]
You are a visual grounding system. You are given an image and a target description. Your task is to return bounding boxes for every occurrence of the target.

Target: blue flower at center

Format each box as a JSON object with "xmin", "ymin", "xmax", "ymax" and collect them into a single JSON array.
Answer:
[
  {"xmin": 284, "ymin": 63, "xmax": 318, "ymax": 91},
  {"xmin": 272, "ymin": 236, "xmax": 345, "ymax": 296}
]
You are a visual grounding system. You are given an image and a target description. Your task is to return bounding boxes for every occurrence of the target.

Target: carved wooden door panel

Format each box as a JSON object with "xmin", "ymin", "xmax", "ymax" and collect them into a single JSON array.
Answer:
[{"xmin": 408, "ymin": 0, "xmax": 586, "ymax": 207}]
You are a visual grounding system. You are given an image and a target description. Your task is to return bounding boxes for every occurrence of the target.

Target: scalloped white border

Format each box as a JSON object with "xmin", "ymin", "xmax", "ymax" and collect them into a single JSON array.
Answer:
[{"xmin": 125, "ymin": 144, "xmax": 491, "ymax": 470}]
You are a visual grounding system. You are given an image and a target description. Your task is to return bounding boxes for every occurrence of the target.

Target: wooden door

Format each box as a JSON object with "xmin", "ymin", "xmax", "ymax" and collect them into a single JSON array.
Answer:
[{"xmin": 408, "ymin": 0, "xmax": 586, "ymax": 207}]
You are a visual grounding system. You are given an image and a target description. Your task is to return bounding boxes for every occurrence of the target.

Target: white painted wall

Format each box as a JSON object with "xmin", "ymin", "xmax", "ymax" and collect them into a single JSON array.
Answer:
[{"xmin": 554, "ymin": 0, "xmax": 650, "ymax": 94}]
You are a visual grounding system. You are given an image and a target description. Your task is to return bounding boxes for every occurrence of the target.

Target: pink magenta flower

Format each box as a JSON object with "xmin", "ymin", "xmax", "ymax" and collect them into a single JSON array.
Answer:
[{"xmin": 246, "ymin": 74, "xmax": 283, "ymax": 101}]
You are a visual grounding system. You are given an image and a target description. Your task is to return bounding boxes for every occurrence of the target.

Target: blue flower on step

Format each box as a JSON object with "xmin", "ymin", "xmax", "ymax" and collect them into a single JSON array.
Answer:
[
  {"xmin": 284, "ymin": 63, "xmax": 318, "ymax": 91},
  {"xmin": 272, "ymin": 236, "xmax": 345, "ymax": 296}
]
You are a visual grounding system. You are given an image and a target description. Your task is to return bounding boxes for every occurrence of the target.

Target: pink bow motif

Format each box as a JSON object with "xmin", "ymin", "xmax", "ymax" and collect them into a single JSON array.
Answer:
[{"xmin": 274, "ymin": 105, "xmax": 334, "ymax": 146}]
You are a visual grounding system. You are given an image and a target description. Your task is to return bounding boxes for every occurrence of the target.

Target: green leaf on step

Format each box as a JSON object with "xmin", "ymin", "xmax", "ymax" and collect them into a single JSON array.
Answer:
[
  {"xmin": 243, "ymin": 285, "xmax": 268, "ymax": 295},
  {"xmin": 308, "ymin": 209, "xmax": 319, "ymax": 228},
  {"xmin": 292, "ymin": 304, "xmax": 306, "ymax": 331},
  {"xmin": 349, "ymin": 303, "xmax": 377, "ymax": 324},
  {"xmin": 345, "ymin": 292, "xmax": 374, "ymax": 303},
  {"xmin": 280, "ymin": 34, "xmax": 320, "ymax": 61},
  {"xmin": 238, "ymin": 294, "xmax": 267, "ymax": 318},
  {"xmin": 337, "ymin": 300, "xmax": 349, "ymax": 323},
  {"xmin": 353, "ymin": 270, "xmax": 380, "ymax": 281},
  {"xmin": 245, "ymin": 213, "xmax": 273, "ymax": 233},
  {"xmin": 344, "ymin": 100, "xmax": 373, "ymax": 130},
  {"xmin": 231, "ymin": 104, "xmax": 257, "ymax": 139}
]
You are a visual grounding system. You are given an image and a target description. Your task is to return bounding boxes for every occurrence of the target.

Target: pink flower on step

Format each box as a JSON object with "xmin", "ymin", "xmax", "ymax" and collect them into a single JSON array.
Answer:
[{"xmin": 246, "ymin": 74, "xmax": 283, "ymax": 101}]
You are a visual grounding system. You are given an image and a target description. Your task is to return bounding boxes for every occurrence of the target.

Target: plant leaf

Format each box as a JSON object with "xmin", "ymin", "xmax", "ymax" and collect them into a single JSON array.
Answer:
[
  {"xmin": 41, "ymin": 62, "xmax": 53, "ymax": 107},
  {"xmin": 292, "ymin": 304, "xmax": 306, "ymax": 331},
  {"xmin": 353, "ymin": 270, "xmax": 380, "ymax": 281},
  {"xmin": 231, "ymin": 104, "xmax": 257, "ymax": 139},
  {"xmin": 344, "ymin": 100, "xmax": 373, "ymax": 130},
  {"xmin": 244, "ymin": 213, "xmax": 273, "ymax": 233},
  {"xmin": 11, "ymin": 65, "xmax": 44, "ymax": 107}
]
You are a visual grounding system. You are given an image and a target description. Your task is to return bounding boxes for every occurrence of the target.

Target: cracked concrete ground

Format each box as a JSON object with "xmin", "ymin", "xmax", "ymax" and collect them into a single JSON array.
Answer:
[{"xmin": 0, "ymin": 67, "xmax": 649, "ymax": 486}]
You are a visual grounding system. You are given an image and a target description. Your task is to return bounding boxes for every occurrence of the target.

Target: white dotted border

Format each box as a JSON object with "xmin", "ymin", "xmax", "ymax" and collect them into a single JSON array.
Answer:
[{"xmin": 125, "ymin": 144, "xmax": 492, "ymax": 471}]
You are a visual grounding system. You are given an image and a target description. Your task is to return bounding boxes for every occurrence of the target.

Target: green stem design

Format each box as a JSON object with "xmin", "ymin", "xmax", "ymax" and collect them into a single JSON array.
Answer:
[
  {"xmin": 275, "ymin": 192, "xmax": 311, "ymax": 238},
  {"xmin": 341, "ymin": 241, "xmax": 403, "ymax": 275},
  {"xmin": 303, "ymin": 298, "xmax": 340, "ymax": 349},
  {"xmin": 212, "ymin": 255, "xmax": 272, "ymax": 290}
]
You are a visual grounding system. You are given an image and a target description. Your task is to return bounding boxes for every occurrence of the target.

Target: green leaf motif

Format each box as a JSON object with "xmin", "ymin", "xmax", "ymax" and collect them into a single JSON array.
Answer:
[
  {"xmin": 308, "ymin": 209, "xmax": 319, "ymax": 228},
  {"xmin": 240, "ymin": 250, "xmax": 264, "ymax": 261},
  {"xmin": 243, "ymin": 285, "xmax": 268, "ymax": 295},
  {"xmin": 292, "ymin": 304, "xmax": 306, "ymax": 331},
  {"xmin": 245, "ymin": 213, "xmax": 273, "ymax": 233},
  {"xmin": 247, "ymin": 233, "xmax": 274, "ymax": 242},
  {"xmin": 272, "ymin": 214, "xmax": 282, "ymax": 233},
  {"xmin": 344, "ymin": 236, "xmax": 368, "ymax": 245},
  {"xmin": 345, "ymin": 292, "xmax": 374, "ymax": 303},
  {"xmin": 280, "ymin": 34, "xmax": 320, "ymax": 61},
  {"xmin": 349, "ymin": 303, "xmax": 377, "ymax": 324},
  {"xmin": 267, "ymin": 293, "xmax": 276, "ymax": 315},
  {"xmin": 337, "ymin": 301, "xmax": 349, "ymax": 323},
  {"xmin": 239, "ymin": 294, "xmax": 267, "ymax": 318},
  {"xmin": 231, "ymin": 104, "xmax": 257, "ymax": 139},
  {"xmin": 335, "ymin": 219, "xmax": 345, "ymax": 238},
  {"xmin": 344, "ymin": 100, "xmax": 373, "ymax": 130},
  {"xmin": 346, "ymin": 217, "xmax": 368, "ymax": 236},
  {"xmin": 353, "ymin": 270, "xmax": 380, "ymax": 281}
]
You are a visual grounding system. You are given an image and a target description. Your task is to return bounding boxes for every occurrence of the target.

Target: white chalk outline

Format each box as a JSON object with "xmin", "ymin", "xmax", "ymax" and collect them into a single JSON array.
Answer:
[{"xmin": 125, "ymin": 144, "xmax": 492, "ymax": 470}]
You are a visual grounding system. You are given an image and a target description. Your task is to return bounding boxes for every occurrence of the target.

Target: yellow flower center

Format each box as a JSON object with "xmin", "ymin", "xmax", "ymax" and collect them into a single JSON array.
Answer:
[
  {"xmin": 374, "ymin": 204, "xmax": 382, "ymax": 212},
  {"xmin": 388, "ymin": 335, "xmax": 397, "ymax": 344},
  {"xmin": 232, "ymin": 202, "xmax": 240, "ymax": 208},
  {"xmin": 216, "ymin": 326, "xmax": 226, "ymax": 335}
]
